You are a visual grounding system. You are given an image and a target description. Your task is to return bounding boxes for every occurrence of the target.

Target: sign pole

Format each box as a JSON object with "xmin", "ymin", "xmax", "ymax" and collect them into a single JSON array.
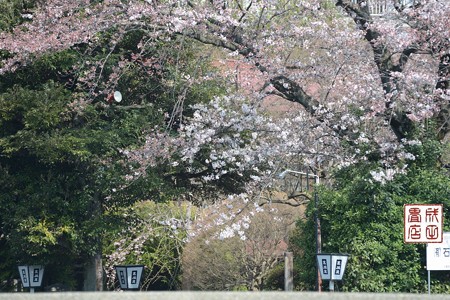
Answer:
[{"xmin": 428, "ymin": 270, "xmax": 431, "ymax": 295}]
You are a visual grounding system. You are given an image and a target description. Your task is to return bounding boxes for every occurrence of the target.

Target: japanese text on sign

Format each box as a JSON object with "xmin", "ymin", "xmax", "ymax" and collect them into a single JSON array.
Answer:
[
  {"xmin": 404, "ymin": 204, "xmax": 443, "ymax": 243},
  {"xmin": 427, "ymin": 232, "xmax": 450, "ymax": 270}
]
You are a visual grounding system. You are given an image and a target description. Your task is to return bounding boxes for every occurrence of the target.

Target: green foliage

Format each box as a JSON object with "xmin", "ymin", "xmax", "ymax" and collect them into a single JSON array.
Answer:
[
  {"xmin": 0, "ymin": 22, "xmax": 226, "ymax": 290},
  {"xmin": 291, "ymin": 139, "xmax": 450, "ymax": 292},
  {"xmin": 263, "ymin": 263, "xmax": 285, "ymax": 291},
  {"xmin": 0, "ymin": 82, "xmax": 93, "ymax": 162},
  {"xmin": 290, "ymin": 207, "xmax": 317, "ymax": 291},
  {"xmin": 0, "ymin": 49, "xmax": 80, "ymax": 90},
  {"xmin": 0, "ymin": 0, "xmax": 36, "ymax": 32}
]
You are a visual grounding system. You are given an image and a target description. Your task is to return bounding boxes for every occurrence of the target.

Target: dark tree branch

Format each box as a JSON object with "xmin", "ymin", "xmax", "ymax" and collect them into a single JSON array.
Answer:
[
  {"xmin": 185, "ymin": 1, "xmax": 447, "ymax": 142},
  {"xmin": 436, "ymin": 53, "xmax": 450, "ymax": 137},
  {"xmin": 183, "ymin": 26, "xmax": 356, "ymax": 141},
  {"xmin": 335, "ymin": 0, "xmax": 423, "ymax": 141},
  {"xmin": 269, "ymin": 75, "xmax": 319, "ymax": 116},
  {"xmin": 259, "ymin": 197, "xmax": 311, "ymax": 207}
]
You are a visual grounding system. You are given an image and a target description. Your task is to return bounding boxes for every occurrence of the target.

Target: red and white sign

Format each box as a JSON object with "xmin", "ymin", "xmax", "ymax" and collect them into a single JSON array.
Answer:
[{"xmin": 404, "ymin": 204, "xmax": 443, "ymax": 243}]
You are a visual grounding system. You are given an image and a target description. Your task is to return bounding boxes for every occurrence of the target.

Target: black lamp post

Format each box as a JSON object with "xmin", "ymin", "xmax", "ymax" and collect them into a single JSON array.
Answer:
[
  {"xmin": 114, "ymin": 265, "xmax": 144, "ymax": 290},
  {"xmin": 18, "ymin": 265, "xmax": 45, "ymax": 293}
]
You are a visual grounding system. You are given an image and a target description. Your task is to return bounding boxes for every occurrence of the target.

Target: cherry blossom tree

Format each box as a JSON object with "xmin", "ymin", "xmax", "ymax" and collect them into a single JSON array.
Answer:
[
  {"xmin": 182, "ymin": 202, "xmax": 290, "ymax": 291},
  {"xmin": 1, "ymin": 1, "xmax": 447, "ymax": 182},
  {"xmin": 1, "ymin": 0, "xmax": 448, "ymax": 290}
]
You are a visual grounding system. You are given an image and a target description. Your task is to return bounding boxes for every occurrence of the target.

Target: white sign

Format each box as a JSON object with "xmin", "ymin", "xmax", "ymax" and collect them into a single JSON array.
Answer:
[
  {"xmin": 115, "ymin": 265, "xmax": 144, "ymax": 290},
  {"xmin": 18, "ymin": 265, "xmax": 44, "ymax": 288},
  {"xmin": 427, "ymin": 232, "xmax": 450, "ymax": 270},
  {"xmin": 316, "ymin": 254, "xmax": 349, "ymax": 281},
  {"xmin": 404, "ymin": 204, "xmax": 443, "ymax": 243},
  {"xmin": 317, "ymin": 254, "xmax": 331, "ymax": 280}
]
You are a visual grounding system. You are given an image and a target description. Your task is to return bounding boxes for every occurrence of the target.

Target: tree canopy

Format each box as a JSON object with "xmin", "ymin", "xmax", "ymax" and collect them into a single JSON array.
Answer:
[
  {"xmin": 1, "ymin": 0, "xmax": 448, "ymax": 188},
  {"xmin": 0, "ymin": 2, "xmax": 226, "ymax": 289},
  {"xmin": 0, "ymin": 0, "xmax": 448, "ymax": 292}
]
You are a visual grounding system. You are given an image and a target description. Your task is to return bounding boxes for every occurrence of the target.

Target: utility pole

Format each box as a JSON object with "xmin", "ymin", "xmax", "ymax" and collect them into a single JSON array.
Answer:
[
  {"xmin": 278, "ymin": 169, "xmax": 322, "ymax": 292},
  {"xmin": 314, "ymin": 174, "xmax": 322, "ymax": 292}
]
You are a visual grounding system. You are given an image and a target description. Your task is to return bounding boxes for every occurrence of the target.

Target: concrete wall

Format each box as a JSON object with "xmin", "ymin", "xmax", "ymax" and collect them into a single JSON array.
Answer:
[{"xmin": 0, "ymin": 292, "xmax": 449, "ymax": 300}]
